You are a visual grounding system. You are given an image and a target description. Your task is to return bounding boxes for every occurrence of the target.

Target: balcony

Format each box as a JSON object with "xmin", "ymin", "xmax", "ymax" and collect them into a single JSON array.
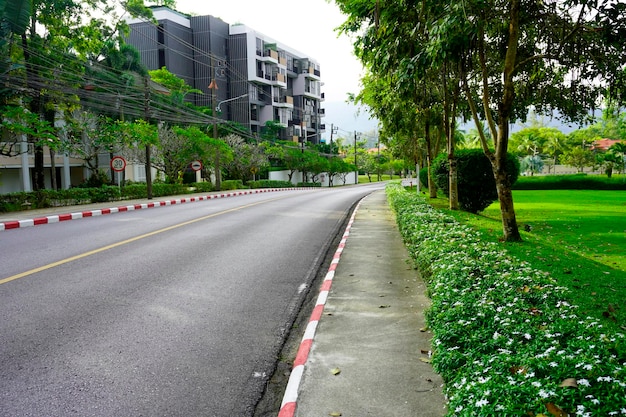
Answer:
[
  {"xmin": 275, "ymin": 95, "xmax": 294, "ymax": 108},
  {"xmin": 258, "ymin": 49, "xmax": 279, "ymax": 64},
  {"xmin": 301, "ymin": 66, "xmax": 321, "ymax": 80},
  {"xmin": 273, "ymin": 73, "xmax": 287, "ymax": 87}
]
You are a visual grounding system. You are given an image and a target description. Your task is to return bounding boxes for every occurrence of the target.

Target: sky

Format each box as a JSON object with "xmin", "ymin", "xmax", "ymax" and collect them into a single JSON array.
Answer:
[{"xmin": 174, "ymin": 0, "xmax": 379, "ymax": 141}]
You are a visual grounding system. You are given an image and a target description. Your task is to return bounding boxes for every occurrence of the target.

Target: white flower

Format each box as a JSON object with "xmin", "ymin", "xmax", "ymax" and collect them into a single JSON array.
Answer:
[
  {"xmin": 524, "ymin": 333, "xmax": 532, "ymax": 340},
  {"xmin": 455, "ymin": 405, "xmax": 463, "ymax": 412},
  {"xmin": 538, "ymin": 389, "xmax": 550, "ymax": 398},
  {"xmin": 475, "ymin": 398, "xmax": 489, "ymax": 407},
  {"xmin": 583, "ymin": 364, "xmax": 593, "ymax": 371},
  {"xmin": 549, "ymin": 362, "xmax": 558, "ymax": 367},
  {"xmin": 577, "ymin": 378, "xmax": 591, "ymax": 387},
  {"xmin": 532, "ymin": 381, "xmax": 542, "ymax": 387}
]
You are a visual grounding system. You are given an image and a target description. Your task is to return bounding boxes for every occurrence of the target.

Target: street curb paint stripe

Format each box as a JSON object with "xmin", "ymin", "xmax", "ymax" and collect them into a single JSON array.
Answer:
[
  {"xmin": 278, "ymin": 197, "xmax": 365, "ymax": 417},
  {"xmin": 0, "ymin": 188, "xmax": 311, "ymax": 232}
]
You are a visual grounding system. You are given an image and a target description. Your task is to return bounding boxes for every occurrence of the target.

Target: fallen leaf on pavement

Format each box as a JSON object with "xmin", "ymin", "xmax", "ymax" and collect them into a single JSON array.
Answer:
[
  {"xmin": 559, "ymin": 378, "xmax": 577, "ymax": 388},
  {"xmin": 330, "ymin": 367, "xmax": 341, "ymax": 376}
]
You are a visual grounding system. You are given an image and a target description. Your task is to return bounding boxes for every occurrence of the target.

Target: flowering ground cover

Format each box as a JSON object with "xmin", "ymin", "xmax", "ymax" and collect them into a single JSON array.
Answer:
[
  {"xmin": 386, "ymin": 183, "xmax": 626, "ymax": 416},
  {"xmin": 434, "ymin": 189, "xmax": 626, "ymax": 331}
]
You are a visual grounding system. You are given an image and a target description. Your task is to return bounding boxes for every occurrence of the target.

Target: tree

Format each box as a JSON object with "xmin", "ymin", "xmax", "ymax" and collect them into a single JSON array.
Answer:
[
  {"xmin": 65, "ymin": 112, "xmax": 124, "ymax": 177},
  {"xmin": 1, "ymin": 0, "xmax": 155, "ymax": 190},
  {"xmin": 433, "ymin": 149, "xmax": 520, "ymax": 214},
  {"xmin": 335, "ymin": 0, "xmax": 626, "ymax": 242},
  {"xmin": 610, "ymin": 142, "xmax": 626, "ymax": 174},
  {"xmin": 520, "ymin": 155, "xmax": 544, "ymax": 176},
  {"xmin": 326, "ymin": 156, "xmax": 343, "ymax": 187},
  {"xmin": 561, "ymin": 147, "xmax": 595, "ymax": 173},
  {"xmin": 148, "ymin": 66, "xmax": 202, "ymax": 105},
  {"xmin": 305, "ymin": 153, "xmax": 329, "ymax": 184},
  {"xmin": 222, "ymin": 134, "xmax": 267, "ymax": 182},
  {"xmin": 149, "ymin": 124, "xmax": 203, "ymax": 183}
]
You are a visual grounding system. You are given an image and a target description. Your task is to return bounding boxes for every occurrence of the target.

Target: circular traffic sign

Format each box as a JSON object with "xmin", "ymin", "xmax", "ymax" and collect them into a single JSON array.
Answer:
[
  {"xmin": 190, "ymin": 160, "xmax": 203, "ymax": 171},
  {"xmin": 110, "ymin": 156, "xmax": 126, "ymax": 172}
]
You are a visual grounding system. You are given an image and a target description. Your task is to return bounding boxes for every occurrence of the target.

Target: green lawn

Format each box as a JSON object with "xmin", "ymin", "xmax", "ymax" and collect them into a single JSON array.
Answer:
[{"xmin": 428, "ymin": 190, "xmax": 626, "ymax": 331}]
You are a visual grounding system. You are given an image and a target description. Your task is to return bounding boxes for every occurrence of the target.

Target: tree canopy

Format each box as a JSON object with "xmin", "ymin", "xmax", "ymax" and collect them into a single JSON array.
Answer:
[{"xmin": 334, "ymin": 0, "xmax": 626, "ymax": 241}]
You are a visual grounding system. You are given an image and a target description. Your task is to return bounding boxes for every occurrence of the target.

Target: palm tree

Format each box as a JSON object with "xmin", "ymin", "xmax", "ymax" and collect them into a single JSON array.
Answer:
[{"xmin": 609, "ymin": 142, "xmax": 626, "ymax": 175}]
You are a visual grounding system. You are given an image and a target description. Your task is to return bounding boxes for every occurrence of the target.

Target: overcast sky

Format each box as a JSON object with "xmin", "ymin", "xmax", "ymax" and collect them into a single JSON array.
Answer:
[{"xmin": 174, "ymin": 0, "xmax": 379, "ymax": 139}]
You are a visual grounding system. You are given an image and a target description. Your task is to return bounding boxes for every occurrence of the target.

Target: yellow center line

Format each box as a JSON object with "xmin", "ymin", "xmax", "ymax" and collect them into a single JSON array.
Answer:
[{"xmin": 0, "ymin": 197, "xmax": 279, "ymax": 286}]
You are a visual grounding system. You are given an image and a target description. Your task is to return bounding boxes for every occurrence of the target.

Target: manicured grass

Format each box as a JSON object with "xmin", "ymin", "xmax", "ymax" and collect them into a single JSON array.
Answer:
[{"xmin": 428, "ymin": 190, "xmax": 626, "ymax": 331}]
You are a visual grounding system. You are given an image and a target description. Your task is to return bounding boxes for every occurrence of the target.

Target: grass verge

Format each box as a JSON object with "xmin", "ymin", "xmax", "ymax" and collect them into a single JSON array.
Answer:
[{"xmin": 428, "ymin": 189, "xmax": 626, "ymax": 331}]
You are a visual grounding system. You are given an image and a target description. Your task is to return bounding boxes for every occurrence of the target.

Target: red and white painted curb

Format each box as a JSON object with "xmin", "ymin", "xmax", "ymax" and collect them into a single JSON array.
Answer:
[
  {"xmin": 278, "ymin": 198, "xmax": 364, "ymax": 417},
  {"xmin": 0, "ymin": 188, "xmax": 293, "ymax": 232}
]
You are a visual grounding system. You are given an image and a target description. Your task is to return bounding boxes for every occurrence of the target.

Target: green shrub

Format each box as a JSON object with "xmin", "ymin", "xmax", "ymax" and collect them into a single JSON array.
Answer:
[
  {"xmin": 432, "ymin": 149, "xmax": 519, "ymax": 213},
  {"xmin": 86, "ymin": 186, "xmax": 120, "ymax": 203},
  {"xmin": 386, "ymin": 183, "xmax": 626, "ymax": 417},
  {"xmin": 514, "ymin": 174, "xmax": 626, "ymax": 190},
  {"xmin": 190, "ymin": 182, "xmax": 214, "ymax": 192},
  {"xmin": 151, "ymin": 183, "xmax": 188, "ymax": 197},
  {"xmin": 220, "ymin": 180, "xmax": 245, "ymax": 190},
  {"xmin": 120, "ymin": 184, "xmax": 148, "ymax": 199},
  {"xmin": 247, "ymin": 180, "xmax": 293, "ymax": 188},
  {"xmin": 78, "ymin": 170, "xmax": 112, "ymax": 188},
  {"xmin": 296, "ymin": 182, "xmax": 322, "ymax": 187}
]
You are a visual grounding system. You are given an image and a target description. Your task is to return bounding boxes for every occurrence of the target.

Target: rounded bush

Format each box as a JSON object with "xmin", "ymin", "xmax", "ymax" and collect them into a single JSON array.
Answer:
[{"xmin": 432, "ymin": 149, "xmax": 519, "ymax": 213}]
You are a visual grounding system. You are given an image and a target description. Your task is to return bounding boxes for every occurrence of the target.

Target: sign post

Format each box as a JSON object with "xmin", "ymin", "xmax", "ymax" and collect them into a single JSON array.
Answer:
[{"xmin": 110, "ymin": 156, "xmax": 126, "ymax": 193}]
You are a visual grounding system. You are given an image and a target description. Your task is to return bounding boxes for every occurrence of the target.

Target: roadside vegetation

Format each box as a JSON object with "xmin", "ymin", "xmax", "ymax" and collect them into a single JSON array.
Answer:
[{"xmin": 387, "ymin": 182, "xmax": 626, "ymax": 416}]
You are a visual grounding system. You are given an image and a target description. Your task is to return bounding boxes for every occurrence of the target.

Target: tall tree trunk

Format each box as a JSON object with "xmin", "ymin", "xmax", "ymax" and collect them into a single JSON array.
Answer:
[
  {"xmin": 424, "ymin": 119, "xmax": 437, "ymax": 198},
  {"xmin": 33, "ymin": 144, "xmax": 44, "ymax": 190},
  {"xmin": 492, "ymin": 0, "xmax": 522, "ymax": 242},
  {"xmin": 50, "ymin": 148, "xmax": 57, "ymax": 190},
  {"xmin": 442, "ymin": 60, "xmax": 459, "ymax": 210}
]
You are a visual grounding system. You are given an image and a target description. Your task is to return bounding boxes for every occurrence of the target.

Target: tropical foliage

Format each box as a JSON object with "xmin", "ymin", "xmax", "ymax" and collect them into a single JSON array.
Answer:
[
  {"xmin": 387, "ymin": 182, "xmax": 626, "ymax": 417},
  {"xmin": 335, "ymin": 0, "xmax": 626, "ymax": 241}
]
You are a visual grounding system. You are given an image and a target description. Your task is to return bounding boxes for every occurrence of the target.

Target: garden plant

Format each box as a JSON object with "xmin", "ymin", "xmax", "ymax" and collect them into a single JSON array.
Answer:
[{"xmin": 386, "ymin": 182, "xmax": 626, "ymax": 416}]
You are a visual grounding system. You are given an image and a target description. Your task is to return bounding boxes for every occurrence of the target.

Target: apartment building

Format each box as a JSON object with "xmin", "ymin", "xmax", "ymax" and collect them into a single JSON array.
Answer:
[{"xmin": 126, "ymin": 7, "xmax": 325, "ymax": 143}]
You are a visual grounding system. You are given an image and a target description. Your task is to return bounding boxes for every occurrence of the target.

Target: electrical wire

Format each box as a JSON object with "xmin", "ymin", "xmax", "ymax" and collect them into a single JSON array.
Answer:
[{"xmin": 2, "ymin": 10, "xmax": 334, "ymax": 142}]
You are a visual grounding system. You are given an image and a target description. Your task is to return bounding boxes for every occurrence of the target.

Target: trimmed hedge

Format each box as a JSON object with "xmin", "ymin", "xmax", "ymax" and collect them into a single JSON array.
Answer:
[
  {"xmin": 1, "ymin": 182, "xmax": 214, "ymax": 213},
  {"xmin": 513, "ymin": 174, "xmax": 626, "ymax": 190},
  {"xmin": 247, "ymin": 180, "xmax": 293, "ymax": 188},
  {"xmin": 432, "ymin": 150, "xmax": 520, "ymax": 213}
]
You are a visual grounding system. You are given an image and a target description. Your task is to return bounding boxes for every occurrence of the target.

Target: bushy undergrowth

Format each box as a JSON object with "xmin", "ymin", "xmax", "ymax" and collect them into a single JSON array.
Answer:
[{"xmin": 386, "ymin": 182, "xmax": 626, "ymax": 416}]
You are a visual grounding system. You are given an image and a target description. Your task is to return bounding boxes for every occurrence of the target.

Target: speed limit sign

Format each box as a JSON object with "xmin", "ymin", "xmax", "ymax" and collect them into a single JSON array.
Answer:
[{"xmin": 110, "ymin": 156, "xmax": 126, "ymax": 172}]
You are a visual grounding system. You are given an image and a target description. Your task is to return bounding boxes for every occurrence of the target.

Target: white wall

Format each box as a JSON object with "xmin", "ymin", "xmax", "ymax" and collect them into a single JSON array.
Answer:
[{"xmin": 269, "ymin": 170, "xmax": 357, "ymax": 186}]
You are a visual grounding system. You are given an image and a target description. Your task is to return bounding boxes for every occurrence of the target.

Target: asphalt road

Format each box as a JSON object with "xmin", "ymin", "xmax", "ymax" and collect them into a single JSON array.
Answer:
[{"xmin": 0, "ymin": 184, "xmax": 384, "ymax": 417}]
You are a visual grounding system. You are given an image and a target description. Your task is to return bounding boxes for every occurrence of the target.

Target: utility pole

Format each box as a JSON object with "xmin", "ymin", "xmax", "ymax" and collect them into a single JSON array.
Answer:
[
  {"xmin": 377, "ymin": 132, "xmax": 381, "ymax": 181},
  {"xmin": 209, "ymin": 57, "xmax": 221, "ymax": 191},
  {"xmin": 329, "ymin": 123, "xmax": 338, "ymax": 144},
  {"xmin": 354, "ymin": 130, "xmax": 358, "ymax": 185},
  {"xmin": 144, "ymin": 76, "xmax": 153, "ymax": 200}
]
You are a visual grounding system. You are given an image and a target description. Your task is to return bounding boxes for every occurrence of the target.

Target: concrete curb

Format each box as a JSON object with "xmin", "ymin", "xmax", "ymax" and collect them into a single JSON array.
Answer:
[
  {"xmin": 277, "ymin": 197, "xmax": 365, "ymax": 417},
  {"xmin": 0, "ymin": 188, "xmax": 296, "ymax": 232}
]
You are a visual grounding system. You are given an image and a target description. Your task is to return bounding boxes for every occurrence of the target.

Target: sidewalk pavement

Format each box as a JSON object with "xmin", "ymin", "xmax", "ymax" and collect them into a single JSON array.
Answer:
[
  {"xmin": 1, "ymin": 188, "xmax": 448, "ymax": 416},
  {"xmin": 280, "ymin": 190, "xmax": 447, "ymax": 417}
]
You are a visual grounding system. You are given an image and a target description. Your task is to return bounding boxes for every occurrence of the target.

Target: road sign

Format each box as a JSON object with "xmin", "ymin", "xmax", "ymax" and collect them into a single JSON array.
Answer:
[
  {"xmin": 190, "ymin": 160, "xmax": 202, "ymax": 171},
  {"xmin": 110, "ymin": 156, "xmax": 126, "ymax": 172}
]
